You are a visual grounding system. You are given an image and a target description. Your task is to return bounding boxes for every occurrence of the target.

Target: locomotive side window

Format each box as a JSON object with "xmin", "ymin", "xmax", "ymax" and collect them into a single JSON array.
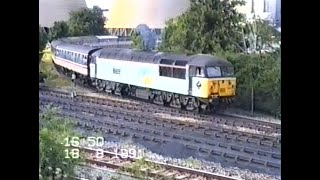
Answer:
[
  {"xmin": 159, "ymin": 66, "xmax": 172, "ymax": 77},
  {"xmin": 173, "ymin": 68, "xmax": 186, "ymax": 79},
  {"xmin": 189, "ymin": 66, "xmax": 196, "ymax": 76},
  {"xmin": 196, "ymin": 67, "xmax": 204, "ymax": 77},
  {"xmin": 189, "ymin": 66, "xmax": 204, "ymax": 77}
]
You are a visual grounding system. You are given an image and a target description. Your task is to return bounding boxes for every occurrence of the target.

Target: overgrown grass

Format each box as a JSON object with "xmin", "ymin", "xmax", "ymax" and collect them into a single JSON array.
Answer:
[
  {"xmin": 39, "ymin": 51, "xmax": 71, "ymax": 88},
  {"xmin": 121, "ymin": 158, "xmax": 172, "ymax": 180}
]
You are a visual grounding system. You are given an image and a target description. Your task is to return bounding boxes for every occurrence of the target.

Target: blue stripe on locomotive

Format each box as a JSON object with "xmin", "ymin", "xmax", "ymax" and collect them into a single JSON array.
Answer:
[{"xmin": 94, "ymin": 58, "xmax": 189, "ymax": 95}]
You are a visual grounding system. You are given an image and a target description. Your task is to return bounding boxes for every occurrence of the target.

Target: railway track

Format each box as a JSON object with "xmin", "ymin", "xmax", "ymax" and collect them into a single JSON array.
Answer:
[
  {"xmin": 39, "ymin": 94, "xmax": 281, "ymax": 152},
  {"xmin": 76, "ymin": 146, "xmax": 244, "ymax": 180},
  {"xmin": 39, "ymin": 86, "xmax": 281, "ymax": 135},
  {"xmin": 40, "ymin": 93, "xmax": 281, "ymax": 170}
]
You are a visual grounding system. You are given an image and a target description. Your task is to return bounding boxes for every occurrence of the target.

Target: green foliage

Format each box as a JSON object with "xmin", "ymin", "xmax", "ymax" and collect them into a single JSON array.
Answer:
[
  {"xmin": 39, "ymin": 25, "xmax": 48, "ymax": 51},
  {"xmin": 39, "ymin": 55, "xmax": 71, "ymax": 87},
  {"xmin": 160, "ymin": 0, "xmax": 246, "ymax": 54},
  {"xmin": 50, "ymin": 21, "xmax": 69, "ymax": 41},
  {"xmin": 39, "ymin": 107, "xmax": 83, "ymax": 178},
  {"xmin": 131, "ymin": 32, "xmax": 144, "ymax": 50},
  {"xmin": 68, "ymin": 6, "xmax": 107, "ymax": 36},
  {"xmin": 225, "ymin": 52, "xmax": 281, "ymax": 116}
]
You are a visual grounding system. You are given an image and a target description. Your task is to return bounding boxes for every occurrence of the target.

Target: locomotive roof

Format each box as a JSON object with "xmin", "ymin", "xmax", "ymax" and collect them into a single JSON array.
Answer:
[
  {"xmin": 95, "ymin": 48, "xmax": 232, "ymax": 67},
  {"xmin": 188, "ymin": 54, "xmax": 233, "ymax": 67}
]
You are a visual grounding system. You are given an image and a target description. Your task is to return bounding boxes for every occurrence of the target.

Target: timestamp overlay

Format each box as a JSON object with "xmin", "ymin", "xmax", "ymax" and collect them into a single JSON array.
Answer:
[
  {"xmin": 95, "ymin": 146, "xmax": 145, "ymax": 159},
  {"xmin": 63, "ymin": 136, "xmax": 105, "ymax": 159},
  {"xmin": 63, "ymin": 136, "xmax": 145, "ymax": 160}
]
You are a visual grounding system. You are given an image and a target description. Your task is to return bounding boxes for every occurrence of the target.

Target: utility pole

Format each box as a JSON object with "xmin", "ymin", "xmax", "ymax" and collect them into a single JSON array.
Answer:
[{"xmin": 71, "ymin": 73, "xmax": 76, "ymax": 99}]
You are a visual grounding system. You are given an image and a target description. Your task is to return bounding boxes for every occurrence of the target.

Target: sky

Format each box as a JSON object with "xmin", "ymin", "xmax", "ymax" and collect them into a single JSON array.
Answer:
[
  {"xmin": 85, "ymin": 0, "xmax": 115, "ymax": 16},
  {"xmin": 85, "ymin": 0, "xmax": 114, "ymax": 8}
]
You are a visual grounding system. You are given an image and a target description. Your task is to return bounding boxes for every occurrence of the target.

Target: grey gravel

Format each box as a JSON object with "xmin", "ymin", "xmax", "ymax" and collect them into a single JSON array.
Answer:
[
  {"xmin": 74, "ymin": 165, "xmax": 137, "ymax": 180},
  {"xmin": 78, "ymin": 139, "xmax": 280, "ymax": 180}
]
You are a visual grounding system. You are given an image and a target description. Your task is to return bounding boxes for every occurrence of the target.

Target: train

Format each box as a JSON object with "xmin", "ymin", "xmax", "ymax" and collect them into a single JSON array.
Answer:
[{"xmin": 50, "ymin": 36, "xmax": 236, "ymax": 112}]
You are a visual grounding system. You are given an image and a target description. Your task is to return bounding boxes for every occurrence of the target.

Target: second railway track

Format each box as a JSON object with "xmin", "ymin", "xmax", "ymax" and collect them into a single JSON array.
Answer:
[
  {"xmin": 39, "ymin": 86, "xmax": 281, "ymax": 135},
  {"xmin": 78, "ymin": 146, "xmax": 244, "ymax": 180},
  {"xmin": 39, "ymin": 91, "xmax": 281, "ymax": 148}
]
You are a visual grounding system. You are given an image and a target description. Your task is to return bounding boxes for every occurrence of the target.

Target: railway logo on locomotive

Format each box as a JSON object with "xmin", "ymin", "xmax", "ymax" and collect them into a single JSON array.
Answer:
[{"xmin": 196, "ymin": 81, "xmax": 201, "ymax": 88}]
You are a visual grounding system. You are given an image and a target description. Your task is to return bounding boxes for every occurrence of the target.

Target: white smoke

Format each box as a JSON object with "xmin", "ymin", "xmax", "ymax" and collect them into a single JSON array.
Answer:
[{"xmin": 135, "ymin": 24, "xmax": 157, "ymax": 51}]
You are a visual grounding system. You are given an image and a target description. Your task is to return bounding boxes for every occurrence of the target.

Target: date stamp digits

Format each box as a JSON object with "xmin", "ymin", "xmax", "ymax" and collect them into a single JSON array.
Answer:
[
  {"xmin": 63, "ymin": 136, "xmax": 104, "ymax": 159},
  {"xmin": 95, "ymin": 148, "xmax": 145, "ymax": 159}
]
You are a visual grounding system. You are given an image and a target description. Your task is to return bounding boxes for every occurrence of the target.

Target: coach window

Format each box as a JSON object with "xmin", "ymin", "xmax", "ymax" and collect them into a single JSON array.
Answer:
[
  {"xmin": 82, "ymin": 55, "xmax": 86, "ymax": 65},
  {"xmin": 76, "ymin": 54, "xmax": 79, "ymax": 63},
  {"xmin": 82, "ymin": 54, "xmax": 86, "ymax": 65}
]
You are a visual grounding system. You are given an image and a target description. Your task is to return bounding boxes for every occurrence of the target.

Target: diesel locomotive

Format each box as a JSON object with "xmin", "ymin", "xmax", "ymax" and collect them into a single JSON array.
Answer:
[{"xmin": 50, "ymin": 36, "xmax": 236, "ymax": 112}]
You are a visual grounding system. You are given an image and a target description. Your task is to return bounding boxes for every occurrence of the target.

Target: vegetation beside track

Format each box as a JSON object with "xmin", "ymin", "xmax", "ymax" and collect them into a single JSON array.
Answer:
[{"xmin": 39, "ymin": 51, "xmax": 71, "ymax": 88}]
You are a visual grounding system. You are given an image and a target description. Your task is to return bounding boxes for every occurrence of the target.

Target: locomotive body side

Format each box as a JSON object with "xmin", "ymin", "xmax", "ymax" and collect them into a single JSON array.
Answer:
[{"xmin": 91, "ymin": 49, "xmax": 190, "ymax": 95}]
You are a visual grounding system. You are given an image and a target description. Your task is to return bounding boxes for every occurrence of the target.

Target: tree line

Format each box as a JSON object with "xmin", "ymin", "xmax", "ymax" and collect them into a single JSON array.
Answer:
[{"xmin": 39, "ymin": 6, "xmax": 107, "ymax": 51}]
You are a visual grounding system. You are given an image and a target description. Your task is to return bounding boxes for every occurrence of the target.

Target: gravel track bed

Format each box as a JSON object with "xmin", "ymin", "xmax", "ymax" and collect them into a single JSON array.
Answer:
[
  {"xmin": 39, "ymin": 91, "xmax": 281, "ymax": 142},
  {"xmin": 39, "ymin": 101, "xmax": 281, "ymax": 172},
  {"xmin": 221, "ymin": 108, "xmax": 281, "ymax": 125},
  {"xmin": 74, "ymin": 165, "xmax": 136, "ymax": 180},
  {"xmin": 39, "ymin": 87, "xmax": 280, "ymax": 134}
]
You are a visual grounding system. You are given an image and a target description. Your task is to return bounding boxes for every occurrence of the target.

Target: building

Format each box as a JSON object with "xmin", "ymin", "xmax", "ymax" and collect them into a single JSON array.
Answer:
[
  {"xmin": 39, "ymin": 0, "xmax": 87, "ymax": 28},
  {"xmin": 236, "ymin": 0, "xmax": 281, "ymax": 25}
]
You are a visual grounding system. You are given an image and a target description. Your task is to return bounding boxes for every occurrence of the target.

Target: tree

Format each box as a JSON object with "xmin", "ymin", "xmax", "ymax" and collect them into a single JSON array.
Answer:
[
  {"xmin": 50, "ymin": 21, "xmax": 70, "ymax": 41},
  {"xmin": 39, "ymin": 25, "xmax": 48, "ymax": 52},
  {"xmin": 39, "ymin": 107, "xmax": 83, "ymax": 179},
  {"xmin": 240, "ymin": 16, "xmax": 281, "ymax": 53},
  {"xmin": 160, "ymin": 0, "xmax": 246, "ymax": 54},
  {"xmin": 68, "ymin": 6, "xmax": 107, "ymax": 36},
  {"xmin": 226, "ymin": 52, "xmax": 281, "ymax": 116},
  {"xmin": 39, "ymin": 25, "xmax": 49, "ymax": 64}
]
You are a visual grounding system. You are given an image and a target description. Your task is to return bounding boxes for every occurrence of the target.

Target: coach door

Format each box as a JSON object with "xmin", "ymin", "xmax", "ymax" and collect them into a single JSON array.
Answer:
[
  {"xmin": 188, "ymin": 66, "xmax": 204, "ymax": 96},
  {"xmin": 188, "ymin": 66, "xmax": 196, "ymax": 95},
  {"xmin": 89, "ymin": 55, "xmax": 97, "ymax": 78}
]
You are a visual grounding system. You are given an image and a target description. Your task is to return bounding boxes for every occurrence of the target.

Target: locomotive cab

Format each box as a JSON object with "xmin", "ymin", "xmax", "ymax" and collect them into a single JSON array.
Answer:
[{"xmin": 187, "ymin": 55, "xmax": 236, "ymax": 102}]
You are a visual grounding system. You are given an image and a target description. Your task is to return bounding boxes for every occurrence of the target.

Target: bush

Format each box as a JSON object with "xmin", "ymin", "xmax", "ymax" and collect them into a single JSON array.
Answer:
[{"xmin": 223, "ymin": 52, "xmax": 280, "ymax": 117}]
